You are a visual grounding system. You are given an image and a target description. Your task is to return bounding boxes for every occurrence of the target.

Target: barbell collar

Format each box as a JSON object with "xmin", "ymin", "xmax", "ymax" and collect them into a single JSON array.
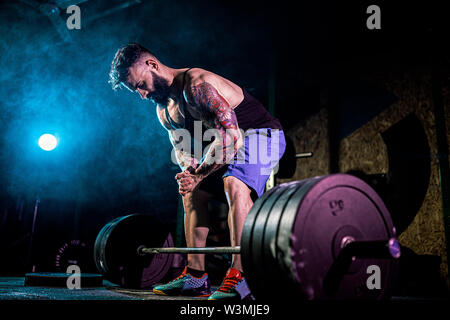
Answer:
[{"xmin": 339, "ymin": 238, "xmax": 401, "ymax": 259}]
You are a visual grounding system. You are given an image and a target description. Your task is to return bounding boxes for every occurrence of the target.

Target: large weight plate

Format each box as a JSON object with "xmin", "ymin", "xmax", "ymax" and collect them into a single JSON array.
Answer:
[
  {"xmin": 260, "ymin": 180, "xmax": 313, "ymax": 296},
  {"xmin": 247, "ymin": 183, "xmax": 289, "ymax": 296},
  {"xmin": 284, "ymin": 174, "xmax": 397, "ymax": 299},
  {"xmin": 242, "ymin": 179, "xmax": 313, "ymax": 298},
  {"xmin": 241, "ymin": 186, "xmax": 279, "ymax": 295},
  {"xmin": 94, "ymin": 214, "xmax": 174, "ymax": 289},
  {"xmin": 244, "ymin": 174, "xmax": 398, "ymax": 300}
]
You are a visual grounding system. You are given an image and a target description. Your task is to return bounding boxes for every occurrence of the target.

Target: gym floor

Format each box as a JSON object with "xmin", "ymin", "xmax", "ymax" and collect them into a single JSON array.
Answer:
[
  {"xmin": 1, "ymin": 277, "xmax": 448, "ymax": 302},
  {"xmin": 1, "ymin": 277, "xmax": 449, "ymax": 320},
  {"xmin": 0, "ymin": 277, "xmax": 217, "ymax": 301}
]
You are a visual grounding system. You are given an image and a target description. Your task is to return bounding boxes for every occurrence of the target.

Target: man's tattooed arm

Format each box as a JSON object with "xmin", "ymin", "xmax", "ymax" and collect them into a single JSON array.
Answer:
[
  {"xmin": 186, "ymin": 82, "xmax": 243, "ymax": 178},
  {"xmin": 169, "ymin": 129, "xmax": 199, "ymax": 171}
]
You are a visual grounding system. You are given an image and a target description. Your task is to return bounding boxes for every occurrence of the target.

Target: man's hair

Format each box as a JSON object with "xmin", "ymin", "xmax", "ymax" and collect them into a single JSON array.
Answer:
[{"xmin": 109, "ymin": 43, "xmax": 153, "ymax": 90}]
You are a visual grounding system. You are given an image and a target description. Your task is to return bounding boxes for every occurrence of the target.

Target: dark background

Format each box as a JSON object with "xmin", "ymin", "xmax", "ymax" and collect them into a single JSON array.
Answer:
[{"xmin": 0, "ymin": 0, "xmax": 447, "ymax": 274}]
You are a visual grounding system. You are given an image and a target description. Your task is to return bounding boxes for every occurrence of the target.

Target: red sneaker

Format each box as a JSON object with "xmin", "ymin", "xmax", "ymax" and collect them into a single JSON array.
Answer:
[{"xmin": 208, "ymin": 268, "xmax": 252, "ymax": 300}]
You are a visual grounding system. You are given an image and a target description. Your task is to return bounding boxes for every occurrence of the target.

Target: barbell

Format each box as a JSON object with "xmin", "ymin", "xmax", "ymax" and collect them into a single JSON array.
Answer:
[
  {"xmin": 93, "ymin": 173, "xmax": 401, "ymax": 300},
  {"xmin": 138, "ymin": 246, "xmax": 241, "ymax": 254}
]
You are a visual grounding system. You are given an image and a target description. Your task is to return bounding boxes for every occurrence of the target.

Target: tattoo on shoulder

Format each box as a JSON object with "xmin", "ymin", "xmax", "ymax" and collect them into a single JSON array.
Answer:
[{"xmin": 188, "ymin": 82, "xmax": 238, "ymax": 130}]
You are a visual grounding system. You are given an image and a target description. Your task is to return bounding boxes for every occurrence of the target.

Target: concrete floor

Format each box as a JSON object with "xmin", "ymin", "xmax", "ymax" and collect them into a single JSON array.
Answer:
[
  {"xmin": 1, "ymin": 276, "xmax": 448, "ymax": 320},
  {"xmin": 0, "ymin": 276, "xmax": 448, "ymax": 302},
  {"xmin": 0, "ymin": 277, "xmax": 216, "ymax": 300}
]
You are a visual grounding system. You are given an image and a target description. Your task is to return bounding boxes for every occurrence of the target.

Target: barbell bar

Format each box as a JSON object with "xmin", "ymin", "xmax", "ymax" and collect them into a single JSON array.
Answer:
[
  {"xmin": 295, "ymin": 152, "xmax": 313, "ymax": 158},
  {"xmin": 137, "ymin": 238, "xmax": 400, "ymax": 259},
  {"xmin": 138, "ymin": 246, "xmax": 241, "ymax": 255}
]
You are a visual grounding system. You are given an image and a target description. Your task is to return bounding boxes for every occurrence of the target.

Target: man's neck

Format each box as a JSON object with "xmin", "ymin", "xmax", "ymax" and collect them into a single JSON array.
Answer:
[{"xmin": 168, "ymin": 68, "xmax": 190, "ymax": 101}]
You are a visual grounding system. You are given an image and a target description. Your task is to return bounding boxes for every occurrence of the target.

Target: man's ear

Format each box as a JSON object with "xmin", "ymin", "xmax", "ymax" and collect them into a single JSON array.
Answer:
[{"xmin": 145, "ymin": 59, "xmax": 158, "ymax": 70}]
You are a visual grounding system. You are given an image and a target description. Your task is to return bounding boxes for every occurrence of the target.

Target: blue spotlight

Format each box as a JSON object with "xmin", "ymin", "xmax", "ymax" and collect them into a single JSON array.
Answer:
[{"xmin": 38, "ymin": 134, "xmax": 58, "ymax": 151}]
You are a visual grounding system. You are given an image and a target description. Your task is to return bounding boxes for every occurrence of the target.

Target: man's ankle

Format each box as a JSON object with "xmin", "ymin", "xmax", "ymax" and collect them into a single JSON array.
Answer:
[{"xmin": 186, "ymin": 266, "xmax": 206, "ymax": 278}]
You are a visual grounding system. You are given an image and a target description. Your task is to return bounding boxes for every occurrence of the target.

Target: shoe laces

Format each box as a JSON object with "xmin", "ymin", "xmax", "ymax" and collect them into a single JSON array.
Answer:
[
  {"xmin": 218, "ymin": 276, "xmax": 240, "ymax": 293},
  {"xmin": 170, "ymin": 268, "xmax": 189, "ymax": 283}
]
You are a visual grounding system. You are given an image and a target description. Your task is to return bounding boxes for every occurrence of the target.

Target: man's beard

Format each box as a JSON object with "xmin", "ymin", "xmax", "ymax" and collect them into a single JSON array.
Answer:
[{"xmin": 149, "ymin": 72, "xmax": 171, "ymax": 105}]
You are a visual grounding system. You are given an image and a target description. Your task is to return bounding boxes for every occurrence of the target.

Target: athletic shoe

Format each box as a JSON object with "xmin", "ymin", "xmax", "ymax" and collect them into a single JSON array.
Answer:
[
  {"xmin": 208, "ymin": 268, "xmax": 253, "ymax": 300},
  {"xmin": 152, "ymin": 266, "xmax": 211, "ymax": 297}
]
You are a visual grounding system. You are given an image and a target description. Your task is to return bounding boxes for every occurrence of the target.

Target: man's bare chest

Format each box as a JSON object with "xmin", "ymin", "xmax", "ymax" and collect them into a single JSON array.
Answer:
[{"xmin": 157, "ymin": 99, "xmax": 216, "ymax": 130}]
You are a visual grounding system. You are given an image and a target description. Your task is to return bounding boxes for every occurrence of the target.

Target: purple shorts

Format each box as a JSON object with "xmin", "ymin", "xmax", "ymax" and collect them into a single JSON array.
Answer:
[{"xmin": 199, "ymin": 128, "xmax": 286, "ymax": 201}]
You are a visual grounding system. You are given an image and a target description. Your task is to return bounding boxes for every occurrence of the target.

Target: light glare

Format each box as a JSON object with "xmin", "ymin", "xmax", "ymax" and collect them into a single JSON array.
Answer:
[{"xmin": 38, "ymin": 134, "xmax": 58, "ymax": 151}]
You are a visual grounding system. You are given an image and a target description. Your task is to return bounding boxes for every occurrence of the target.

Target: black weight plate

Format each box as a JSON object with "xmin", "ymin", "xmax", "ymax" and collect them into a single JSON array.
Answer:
[
  {"xmin": 241, "ymin": 186, "xmax": 279, "ymax": 295},
  {"xmin": 260, "ymin": 180, "xmax": 310, "ymax": 297},
  {"xmin": 288, "ymin": 174, "xmax": 397, "ymax": 300},
  {"xmin": 94, "ymin": 215, "xmax": 123, "ymax": 275},
  {"xmin": 93, "ymin": 214, "xmax": 174, "ymax": 289},
  {"xmin": 140, "ymin": 233, "xmax": 174, "ymax": 288},
  {"xmin": 275, "ymin": 176, "xmax": 322, "ymax": 280},
  {"xmin": 247, "ymin": 183, "xmax": 290, "ymax": 297}
]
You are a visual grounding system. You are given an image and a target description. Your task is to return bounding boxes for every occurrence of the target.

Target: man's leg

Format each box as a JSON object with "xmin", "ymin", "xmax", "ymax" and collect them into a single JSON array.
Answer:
[
  {"xmin": 153, "ymin": 188, "xmax": 213, "ymax": 296},
  {"xmin": 183, "ymin": 188, "xmax": 213, "ymax": 271},
  {"xmin": 223, "ymin": 176, "xmax": 254, "ymax": 272},
  {"xmin": 207, "ymin": 175, "xmax": 253, "ymax": 300}
]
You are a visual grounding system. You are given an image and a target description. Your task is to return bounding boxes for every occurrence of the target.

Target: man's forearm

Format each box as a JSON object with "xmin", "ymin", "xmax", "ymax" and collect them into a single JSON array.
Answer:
[
  {"xmin": 176, "ymin": 149, "xmax": 199, "ymax": 171},
  {"xmin": 195, "ymin": 142, "xmax": 224, "ymax": 178},
  {"xmin": 195, "ymin": 136, "xmax": 242, "ymax": 178}
]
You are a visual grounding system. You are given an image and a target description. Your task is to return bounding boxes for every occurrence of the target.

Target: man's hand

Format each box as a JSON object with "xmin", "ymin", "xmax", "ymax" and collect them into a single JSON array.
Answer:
[{"xmin": 175, "ymin": 166, "xmax": 203, "ymax": 196}]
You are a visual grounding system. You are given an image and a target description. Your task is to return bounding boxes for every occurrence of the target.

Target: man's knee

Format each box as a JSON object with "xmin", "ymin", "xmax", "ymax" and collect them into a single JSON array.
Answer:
[{"xmin": 223, "ymin": 176, "xmax": 251, "ymax": 201}]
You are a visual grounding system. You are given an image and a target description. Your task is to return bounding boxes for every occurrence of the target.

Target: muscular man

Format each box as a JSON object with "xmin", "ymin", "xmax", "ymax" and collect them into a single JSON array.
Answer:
[{"xmin": 109, "ymin": 43, "xmax": 285, "ymax": 300}]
